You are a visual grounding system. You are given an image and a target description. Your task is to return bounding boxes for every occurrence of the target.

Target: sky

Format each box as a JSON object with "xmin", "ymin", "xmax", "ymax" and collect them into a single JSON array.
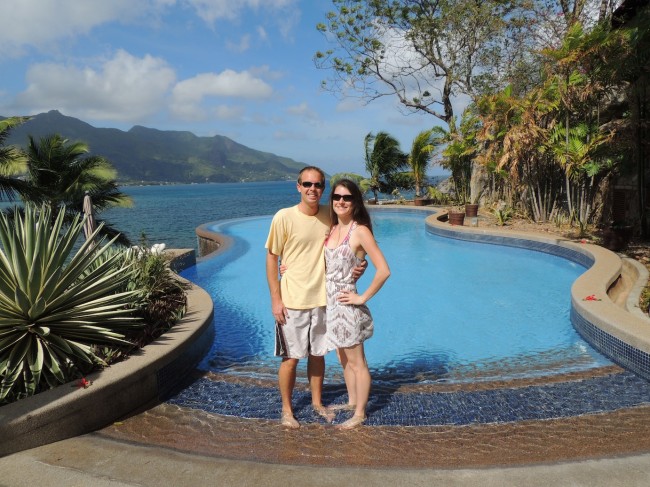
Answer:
[{"xmin": 0, "ymin": 0, "xmax": 449, "ymax": 178}]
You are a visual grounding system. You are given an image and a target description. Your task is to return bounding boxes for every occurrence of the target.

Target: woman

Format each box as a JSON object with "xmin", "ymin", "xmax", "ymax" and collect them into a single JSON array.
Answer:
[{"xmin": 324, "ymin": 179, "xmax": 390, "ymax": 429}]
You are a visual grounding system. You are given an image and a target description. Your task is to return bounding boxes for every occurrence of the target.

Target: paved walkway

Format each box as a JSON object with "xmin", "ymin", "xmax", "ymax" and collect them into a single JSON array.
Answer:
[{"xmin": 2, "ymin": 434, "xmax": 650, "ymax": 487}]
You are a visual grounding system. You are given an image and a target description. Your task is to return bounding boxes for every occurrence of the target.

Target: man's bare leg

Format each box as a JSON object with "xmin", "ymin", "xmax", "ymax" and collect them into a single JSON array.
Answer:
[
  {"xmin": 308, "ymin": 355, "xmax": 334, "ymax": 422},
  {"xmin": 279, "ymin": 357, "xmax": 299, "ymax": 428}
]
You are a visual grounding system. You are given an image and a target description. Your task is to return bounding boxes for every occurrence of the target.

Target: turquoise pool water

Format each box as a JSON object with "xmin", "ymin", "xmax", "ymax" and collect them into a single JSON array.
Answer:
[{"xmin": 181, "ymin": 210, "xmax": 611, "ymax": 383}]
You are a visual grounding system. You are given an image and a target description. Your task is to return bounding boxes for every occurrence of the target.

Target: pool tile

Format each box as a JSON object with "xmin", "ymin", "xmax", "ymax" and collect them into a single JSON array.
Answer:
[{"xmin": 167, "ymin": 370, "xmax": 650, "ymax": 426}]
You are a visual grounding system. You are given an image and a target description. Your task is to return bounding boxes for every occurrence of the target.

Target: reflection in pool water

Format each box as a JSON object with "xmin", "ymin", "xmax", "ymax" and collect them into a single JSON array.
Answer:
[{"xmin": 181, "ymin": 211, "xmax": 611, "ymax": 384}]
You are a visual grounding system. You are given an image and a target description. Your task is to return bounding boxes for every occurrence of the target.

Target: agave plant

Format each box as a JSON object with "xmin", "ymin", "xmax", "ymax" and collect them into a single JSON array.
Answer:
[{"xmin": 0, "ymin": 204, "xmax": 142, "ymax": 403}]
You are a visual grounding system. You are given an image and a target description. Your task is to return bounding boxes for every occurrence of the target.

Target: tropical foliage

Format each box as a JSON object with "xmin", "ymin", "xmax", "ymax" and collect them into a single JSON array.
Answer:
[
  {"xmin": 122, "ymin": 242, "xmax": 189, "ymax": 348},
  {"xmin": 0, "ymin": 205, "xmax": 142, "ymax": 403},
  {"xmin": 363, "ymin": 131, "xmax": 408, "ymax": 203},
  {"xmin": 325, "ymin": 1, "xmax": 648, "ymax": 234},
  {"xmin": 20, "ymin": 134, "xmax": 133, "ymax": 245},
  {"xmin": 330, "ymin": 172, "xmax": 365, "ymax": 188},
  {"xmin": 0, "ymin": 117, "xmax": 33, "ymax": 202},
  {"xmin": 316, "ymin": 0, "xmax": 524, "ymax": 128},
  {"xmin": 407, "ymin": 129, "xmax": 442, "ymax": 198}
]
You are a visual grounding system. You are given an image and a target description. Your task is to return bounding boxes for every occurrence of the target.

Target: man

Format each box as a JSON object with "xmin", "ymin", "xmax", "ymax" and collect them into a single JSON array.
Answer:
[{"xmin": 266, "ymin": 166, "xmax": 361, "ymax": 428}]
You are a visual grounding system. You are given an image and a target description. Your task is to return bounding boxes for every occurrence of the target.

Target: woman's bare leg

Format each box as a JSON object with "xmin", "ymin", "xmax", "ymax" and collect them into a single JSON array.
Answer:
[
  {"xmin": 336, "ymin": 348, "xmax": 356, "ymax": 407},
  {"xmin": 337, "ymin": 344, "xmax": 370, "ymax": 428}
]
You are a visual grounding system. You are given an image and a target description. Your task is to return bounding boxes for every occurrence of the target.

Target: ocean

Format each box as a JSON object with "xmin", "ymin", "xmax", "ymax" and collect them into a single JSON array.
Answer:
[
  {"xmin": 103, "ymin": 181, "xmax": 301, "ymax": 250},
  {"xmin": 103, "ymin": 180, "xmax": 424, "ymax": 250}
]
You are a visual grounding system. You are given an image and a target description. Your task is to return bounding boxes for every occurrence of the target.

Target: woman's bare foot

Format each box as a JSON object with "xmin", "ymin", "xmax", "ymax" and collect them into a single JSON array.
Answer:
[
  {"xmin": 280, "ymin": 411, "xmax": 300, "ymax": 429},
  {"xmin": 336, "ymin": 414, "xmax": 366, "ymax": 430},
  {"xmin": 328, "ymin": 403, "xmax": 356, "ymax": 411}
]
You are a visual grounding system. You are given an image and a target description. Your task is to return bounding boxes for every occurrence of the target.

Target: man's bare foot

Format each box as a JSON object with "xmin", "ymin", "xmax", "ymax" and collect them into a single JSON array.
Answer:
[
  {"xmin": 313, "ymin": 404, "xmax": 335, "ymax": 423},
  {"xmin": 280, "ymin": 411, "xmax": 300, "ymax": 429}
]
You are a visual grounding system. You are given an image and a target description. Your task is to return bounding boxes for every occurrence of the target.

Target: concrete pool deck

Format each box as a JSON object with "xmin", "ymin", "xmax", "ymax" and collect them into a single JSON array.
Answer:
[
  {"xmin": 2, "ymin": 434, "xmax": 650, "ymax": 487},
  {"xmin": 2, "ymin": 207, "xmax": 650, "ymax": 485}
]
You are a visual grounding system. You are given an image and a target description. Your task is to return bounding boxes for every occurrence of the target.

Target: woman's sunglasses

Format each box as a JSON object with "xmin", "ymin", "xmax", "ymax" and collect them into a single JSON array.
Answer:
[
  {"xmin": 300, "ymin": 181, "xmax": 324, "ymax": 189},
  {"xmin": 332, "ymin": 193, "xmax": 354, "ymax": 202}
]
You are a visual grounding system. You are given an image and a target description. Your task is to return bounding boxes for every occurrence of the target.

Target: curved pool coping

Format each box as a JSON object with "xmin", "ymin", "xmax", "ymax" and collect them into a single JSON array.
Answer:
[
  {"xmin": 424, "ymin": 207, "xmax": 650, "ymax": 382},
  {"xmin": 0, "ymin": 253, "xmax": 215, "ymax": 458}
]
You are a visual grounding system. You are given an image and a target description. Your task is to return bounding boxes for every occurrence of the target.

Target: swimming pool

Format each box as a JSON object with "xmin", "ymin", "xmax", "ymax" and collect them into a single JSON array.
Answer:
[{"xmin": 180, "ymin": 210, "xmax": 611, "ymax": 383}]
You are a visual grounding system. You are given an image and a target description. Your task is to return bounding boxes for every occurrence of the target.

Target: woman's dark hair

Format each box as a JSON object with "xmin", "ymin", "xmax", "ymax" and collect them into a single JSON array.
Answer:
[{"xmin": 329, "ymin": 179, "xmax": 373, "ymax": 234}]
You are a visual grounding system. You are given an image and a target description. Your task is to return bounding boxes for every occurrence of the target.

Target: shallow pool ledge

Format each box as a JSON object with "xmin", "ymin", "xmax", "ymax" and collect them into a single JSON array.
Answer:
[
  {"xmin": 424, "ymin": 208, "xmax": 650, "ymax": 382},
  {"xmin": 0, "ymin": 270, "xmax": 215, "ymax": 457},
  {"xmin": 196, "ymin": 222, "xmax": 234, "ymax": 259}
]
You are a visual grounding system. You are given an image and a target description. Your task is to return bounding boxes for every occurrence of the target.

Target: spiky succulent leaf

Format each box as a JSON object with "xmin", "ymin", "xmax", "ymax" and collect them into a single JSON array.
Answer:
[{"xmin": 0, "ymin": 204, "xmax": 142, "ymax": 403}]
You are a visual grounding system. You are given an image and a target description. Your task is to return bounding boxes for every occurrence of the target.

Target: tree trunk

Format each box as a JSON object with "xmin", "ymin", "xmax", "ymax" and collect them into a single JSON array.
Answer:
[{"xmin": 470, "ymin": 161, "xmax": 488, "ymax": 204}]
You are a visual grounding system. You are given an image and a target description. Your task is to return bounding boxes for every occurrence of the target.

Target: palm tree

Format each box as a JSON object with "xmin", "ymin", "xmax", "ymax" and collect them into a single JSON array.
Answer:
[
  {"xmin": 364, "ymin": 131, "xmax": 407, "ymax": 203},
  {"xmin": 408, "ymin": 128, "xmax": 442, "ymax": 198},
  {"xmin": 22, "ymin": 134, "xmax": 133, "ymax": 245},
  {"xmin": 0, "ymin": 117, "xmax": 33, "ymax": 201}
]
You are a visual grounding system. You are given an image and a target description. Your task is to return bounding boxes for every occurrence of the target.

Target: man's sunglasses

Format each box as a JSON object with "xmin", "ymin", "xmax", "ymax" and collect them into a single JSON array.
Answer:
[
  {"xmin": 300, "ymin": 181, "xmax": 325, "ymax": 189},
  {"xmin": 332, "ymin": 193, "xmax": 354, "ymax": 202}
]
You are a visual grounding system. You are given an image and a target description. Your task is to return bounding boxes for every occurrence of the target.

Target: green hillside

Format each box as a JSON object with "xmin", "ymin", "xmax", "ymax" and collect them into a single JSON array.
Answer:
[{"xmin": 4, "ymin": 111, "xmax": 307, "ymax": 183}]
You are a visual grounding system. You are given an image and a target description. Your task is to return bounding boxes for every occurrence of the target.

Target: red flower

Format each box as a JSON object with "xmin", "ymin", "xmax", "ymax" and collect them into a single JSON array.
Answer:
[
  {"xmin": 78, "ymin": 377, "xmax": 91, "ymax": 389},
  {"xmin": 582, "ymin": 294, "xmax": 601, "ymax": 301}
]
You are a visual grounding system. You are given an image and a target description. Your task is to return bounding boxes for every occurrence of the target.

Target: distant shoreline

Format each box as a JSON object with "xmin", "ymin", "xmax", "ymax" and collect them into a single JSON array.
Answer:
[{"xmin": 117, "ymin": 178, "xmax": 296, "ymax": 187}]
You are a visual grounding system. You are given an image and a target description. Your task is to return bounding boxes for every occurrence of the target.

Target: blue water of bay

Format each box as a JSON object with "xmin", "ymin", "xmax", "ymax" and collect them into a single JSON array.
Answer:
[
  {"xmin": 104, "ymin": 181, "xmax": 307, "ymax": 249},
  {"xmin": 103, "ymin": 181, "xmax": 430, "ymax": 249}
]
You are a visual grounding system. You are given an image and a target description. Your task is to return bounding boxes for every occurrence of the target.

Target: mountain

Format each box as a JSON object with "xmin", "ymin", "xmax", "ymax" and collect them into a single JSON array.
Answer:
[{"xmin": 4, "ymin": 110, "xmax": 307, "ymax": 183}]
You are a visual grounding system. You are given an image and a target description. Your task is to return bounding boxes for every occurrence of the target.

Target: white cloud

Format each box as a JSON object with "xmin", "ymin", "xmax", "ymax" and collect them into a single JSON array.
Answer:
[
  {"xmin": 0, "ymin": 0, "xmax": 297, "ymax": 59},
  {"xmin": 10, "ymin": 50, "xmax": 176, "ymax": 122},
  {"xmin": 249, "ymin": 65, "xmax": 284, "ymax": 82},
  {"xmin": 336, "ymin": 98, "xmax": 365, "ymax": 113},
  {"xmin": 257, "ymin": 26, "xmax": 269, "ymax": 42},
  {"xmin": 0, "ymin": 0, "xmax": 170, "ymax": 57},
  {"xmin": 214, "ymin": 105, "xmax": 245, "ymax": 120},
  {"xmin": 171, "ymin": 69, "xmax": 274, "ymax": 120},
  {"xmin": 185, "ymin": 0, "xmax": 297, "ymax": 23},
  {"xmin": 276, "ymin": 8, "xmax": 301, "ymax": 40},
  {"xmin": 226, "ymin": 34, "xmax": 252, "ymax": 53},
  {"xmin": 286, "ymin": 102, "xmax": 319, "ymax": 122},
  {"xmin": 273, "ymin": 130, "xmax": 307, "ymax": 141}
]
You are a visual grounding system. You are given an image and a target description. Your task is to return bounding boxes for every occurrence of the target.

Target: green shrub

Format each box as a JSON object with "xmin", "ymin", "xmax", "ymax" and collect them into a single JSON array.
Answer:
[
  {"xmin": 123, "ymin": 244, "xmax": 189, "ymax": 348},
  {"xmin": 426, "ymin": 186, "xmax": 450, "ymax": 204},
  {"xmin": 492, "ymin": 202, "xmax": 514, "ymax": 226},
  {"xmin": 0, "ymin": 205, "xmax": 142, "ymax": 403}
]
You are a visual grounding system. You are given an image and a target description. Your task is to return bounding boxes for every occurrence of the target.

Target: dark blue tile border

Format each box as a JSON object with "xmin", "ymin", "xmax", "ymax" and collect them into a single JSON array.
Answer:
[
  {"xmin": 572, "ymin": 308, "xmax": 650, "ymax": 382},
  {"xmin": 167, "ymin": 371, "xmax": 650, "ymax": 426}
]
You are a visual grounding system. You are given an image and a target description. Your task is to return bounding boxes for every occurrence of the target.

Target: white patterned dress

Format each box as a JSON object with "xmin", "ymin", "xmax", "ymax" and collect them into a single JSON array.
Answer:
[{"xmin": 325, "ymin": 222, "xmax": 374, "ymax": 350}]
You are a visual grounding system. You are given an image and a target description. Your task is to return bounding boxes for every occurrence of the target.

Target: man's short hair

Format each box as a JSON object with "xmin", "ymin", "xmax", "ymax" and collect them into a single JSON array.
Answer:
[{"xmin": 298, "ymin": 166, "xmax": 325, "ymax": 184}]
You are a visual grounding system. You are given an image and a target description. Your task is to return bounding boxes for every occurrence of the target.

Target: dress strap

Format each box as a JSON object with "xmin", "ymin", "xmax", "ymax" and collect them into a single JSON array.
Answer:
[{"xmin": 341, "ymin": 221, "xmax": 357, "ymax": 246}]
